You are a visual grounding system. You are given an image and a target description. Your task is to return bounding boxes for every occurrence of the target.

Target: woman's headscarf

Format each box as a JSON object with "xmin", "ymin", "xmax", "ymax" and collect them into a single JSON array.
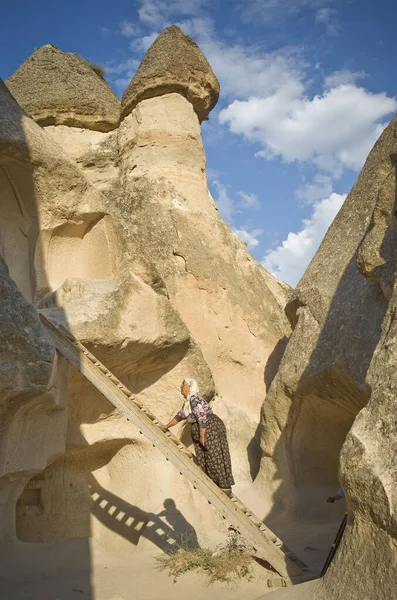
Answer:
[{"xmin": 181, "ymin": 378, "xmax": 199, "ymax": 418}]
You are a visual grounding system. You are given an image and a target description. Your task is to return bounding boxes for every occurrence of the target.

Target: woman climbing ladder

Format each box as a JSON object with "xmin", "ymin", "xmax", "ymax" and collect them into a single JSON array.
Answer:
[{"xmin": 164, "ymin": 379, "xmax": 235, "ymax": 496}]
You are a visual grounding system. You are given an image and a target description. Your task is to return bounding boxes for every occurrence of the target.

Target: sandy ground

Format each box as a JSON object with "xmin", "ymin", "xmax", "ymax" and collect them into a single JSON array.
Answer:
[
  {"xmin": 234, "ymin": 483, "xmax": 346, "ymax": 576},
  {"xmin": 0, "ymin": 484, "xmax": 345, "ymax": 600},
  {"xmin": 0, "ymin": 538, "xmax": 274, "ymax": 600}
]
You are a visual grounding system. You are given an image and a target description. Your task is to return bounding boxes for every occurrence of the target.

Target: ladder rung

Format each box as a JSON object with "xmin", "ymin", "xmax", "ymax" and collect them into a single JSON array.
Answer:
[{"xmin": 107, "ymin": 374, "xmax": 120, "ymax": 384}]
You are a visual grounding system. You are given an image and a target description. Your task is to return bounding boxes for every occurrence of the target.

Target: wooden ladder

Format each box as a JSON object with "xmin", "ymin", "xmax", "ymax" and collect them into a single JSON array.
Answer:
[{"xmin": 40, "ymin": 313, "xmax": 313, "ymax": 584}]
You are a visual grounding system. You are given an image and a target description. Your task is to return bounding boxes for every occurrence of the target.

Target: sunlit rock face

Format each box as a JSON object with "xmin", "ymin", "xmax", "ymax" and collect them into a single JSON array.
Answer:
[{"xmin": 2, "ymin": 27, "xmax": 290, "ymax": 556}]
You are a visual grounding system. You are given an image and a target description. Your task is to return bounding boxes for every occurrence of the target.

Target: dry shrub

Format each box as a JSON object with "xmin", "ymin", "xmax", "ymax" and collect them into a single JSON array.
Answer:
[
  {"xmin": 156, "ymin": 528, "xmax": 253, "ymax": 584},
  {"xmin": 88, "ymin": 62, "xmax": 105, "ymax": 79}
]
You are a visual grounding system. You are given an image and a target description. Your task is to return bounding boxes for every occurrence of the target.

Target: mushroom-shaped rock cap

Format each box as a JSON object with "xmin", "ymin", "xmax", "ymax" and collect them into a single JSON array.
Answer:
[
  {"xmin": 6, "ymin": 44, "xmax": 120, "ymax": 132},
  {"xmin": 121, "ymin": 25, "xmax": 219, "ymax": 122}
]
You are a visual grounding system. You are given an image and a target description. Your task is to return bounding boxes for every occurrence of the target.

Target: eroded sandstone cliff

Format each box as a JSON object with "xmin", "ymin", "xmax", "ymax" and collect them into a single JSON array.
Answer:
[
  {"xmin": 1, "ymin": 28, "xmax": 290, "ymax": 557},
  {"xmin": 256, "ymin": 104, "xmax": 397, "ymax": 600}
]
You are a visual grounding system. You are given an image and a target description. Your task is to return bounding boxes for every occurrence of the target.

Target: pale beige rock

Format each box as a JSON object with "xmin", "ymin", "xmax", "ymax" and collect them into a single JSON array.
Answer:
[
  {"xmin": 121, "ymin": 25, "xmax": 219, "ymax": 122},
  {"xmin": 256, "ymin": 116, "xmax": 397, "ymax": 600},
  {"xmin": 0, "ymin": 81, "xmax": 69, "ymax": 541},
  {"xmin": 44, "ymin": 125, "xmax": 119, "ymax": 194},
  {"xmin": 119, "ymin": 93, "xmax": 211, "ymax": 212},
  {"xmin": 118, "ymin": 91, "xmax": 291, "ymax": 480},
  {"xmin": 0, "ymin": 74, "xmax": 220, "ymax": 554},
  {"xmin": 4, "ymin": 25, "xmax": 397, "ymax": 599},
  {"xmin": 258, "ymin": 114, "xmax": 397, "ymax": 516},
  {"xmin": 2, "ymin": 27, "xmax": 290, "ymax": 575},
  {"xmin": 0, "ymin": 258, "xmax": 68, "ymax": 541},
  {"xmin": 6, "ymin": 44, "xmax": 120, "ymax": 132}
]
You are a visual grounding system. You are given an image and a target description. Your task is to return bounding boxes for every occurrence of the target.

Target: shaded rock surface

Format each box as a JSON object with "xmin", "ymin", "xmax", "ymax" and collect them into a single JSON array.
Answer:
[
  {"xmin": 0, "ymin": 254, "xmax": 68, "ymax": 540},
  {"xmin": 258, "ymin": 114, "xmax": 397, "ymax": 516},
  {"xmin": 256, "ymin": 116, "xmax": 397, "ymax": 600},
  {"xmin": 121, "ymin": 25, "xmax": 219, "ymax": 122},
  {"xmin": 6, "ymin": 44, "xmax": 120, "ymax": 132}
]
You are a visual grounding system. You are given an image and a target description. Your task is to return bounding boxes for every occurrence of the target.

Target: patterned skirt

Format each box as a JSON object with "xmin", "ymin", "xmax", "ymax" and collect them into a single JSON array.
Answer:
[{"xmin": 191, "ymin": 414, "xmax": 235, "ymax": 489}]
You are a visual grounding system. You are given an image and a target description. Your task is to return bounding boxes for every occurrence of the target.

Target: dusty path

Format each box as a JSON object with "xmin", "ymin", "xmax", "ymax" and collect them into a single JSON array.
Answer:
[
  {"xmin": 0, "ymin": 484, "xmax": 345, "ymax": 599},
  {"xmin": 0, "ymin": 538, "xmax": 273, "ymax": 600}
]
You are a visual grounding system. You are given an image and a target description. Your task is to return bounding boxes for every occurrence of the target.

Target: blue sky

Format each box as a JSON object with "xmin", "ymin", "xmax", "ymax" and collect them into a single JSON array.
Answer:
[{"xmin": 1, "ymin": 0, "xmax": 396, "ymax": 286}]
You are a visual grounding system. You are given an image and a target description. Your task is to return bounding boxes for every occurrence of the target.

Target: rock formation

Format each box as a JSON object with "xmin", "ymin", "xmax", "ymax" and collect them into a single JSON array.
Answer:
[
  {"xmin": 255, "ymin": 119, "xmax": 397, "ymax": 599},
  {"xmin": 0, "ymin": 80, "xmax": 69, "ymax": 542},
  {"xmin": 6, "ymin": 44, "xmax": 120, "ymax": 132},
  {"xmin": 257, "ymin": 115, "xmax": 397, "ymax": 514},
  {"xmin": 121, "ymin": 25, "xmax": 220, "ymax": 122},
  {"xmin": 2, "ymin": 28, "xmax": 290, "ymax": 562},
  {"xmin": 5, "ymin": 23, "xmax": 396, "ymax": 599}
]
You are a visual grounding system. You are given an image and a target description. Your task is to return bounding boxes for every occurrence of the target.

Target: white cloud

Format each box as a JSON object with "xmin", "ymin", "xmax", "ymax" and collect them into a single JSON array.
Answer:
[
  {"xmin": 113, "ymin": 77, "xmax": 131, "ymax": 90},
  {"xmin": 99, "ymin": 26, "xmax": 110, "ymax": 37},
  {"xmin": 324, "ymin": 69, "xmax": 367, "ymax": 88},
  {"xmin": 296, "ymin": 174, "xmax": 333, "ymax": 204},
  {"xmin": 138, "ymin": 0, "xmax": 207, "ymax": 28},
  {"xmin": 315, "ymin": 7, "xmax": 339, "ymax": 34},
  {"xmin": 210, "ymin": 179, "xmax": 262, "ymax": 223},
  {"xmin": 210, "ymin": 179, "xmax": 263, "ymax": 249},
  {"xmin": 105, "ymin": 57, "xmax": 140, "ymax": 76},
  {"xmin": 179, "ymin": 17, "xmax": 305, "ymax": 100},
  {"xmin": 242, "ymin": 0, "xmax": 329, "ymax": 23},
  {"xmin": 211, "ymin": 180, "xmax": 236, "ymax": 224},
  {"xmin": 120, "ymin": 20, "xmax": 141, "ymax": 37},
  {"xmin": 315, "ymin": 7, "xmax": 335, "ymax": 22},
  {"xmin": 237, "ymin": 191, "xmax": 260, "ymax": 209},
  {"xmin": 130, "ymin": 31, "xmax": 159, "ymax": 52},
  {"xmin": 262, "ymin": 192, "xmax": 346, "ymax": 285},
  {"xmin": 105, "ymin": 57, "xmax": 140, "ymax": 90},
  {"xmin": 234, "ymin": 227, "xmax": 263, "ymax": 248},
  {"xmin": 220, "ymin": 84, "xmax": 397, "ymax": 175}
]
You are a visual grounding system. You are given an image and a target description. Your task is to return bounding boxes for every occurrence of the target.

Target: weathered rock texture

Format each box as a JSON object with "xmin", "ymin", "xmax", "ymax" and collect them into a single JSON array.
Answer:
[
  {"xmin": 4, "ymin": 25, "xmax": 397, "ymax": 597},
  {"xmin": 6, "ymin": 44, "xmax": 120, "ymax": 132},
  {"xmin": 257, "ymin": 116, "xmax": 397, "ymax": 600},
  {"xmin": 258, "ymin": 116, "xmax": 397, "ymax": 515},
  {"xmin": 2, "ymin": 30, "xmax": 290, "ymax": 561},
  {"xmin": 0, "ymin": 81, "xmax": 68, "ymax": 541},
  {"xmin": 117, "ymin": 89, "xmax": 291, "ymax": 479},
  {"xmin": 121, "ymin": 25, "xmax": 220, "ymax": 122}
]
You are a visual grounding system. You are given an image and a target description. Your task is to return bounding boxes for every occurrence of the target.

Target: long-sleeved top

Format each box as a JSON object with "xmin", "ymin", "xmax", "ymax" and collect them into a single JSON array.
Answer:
[{"xmin": 174, "ymin": 393, "xmax": 213, "ymax": 428}]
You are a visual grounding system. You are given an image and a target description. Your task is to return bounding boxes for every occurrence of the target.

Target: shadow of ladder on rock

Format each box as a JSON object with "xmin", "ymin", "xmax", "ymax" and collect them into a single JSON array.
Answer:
[{"xmin": 39, "ymin": 313, "xmax": 314, "ymax": 587}]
